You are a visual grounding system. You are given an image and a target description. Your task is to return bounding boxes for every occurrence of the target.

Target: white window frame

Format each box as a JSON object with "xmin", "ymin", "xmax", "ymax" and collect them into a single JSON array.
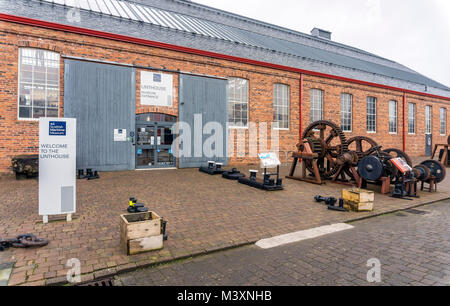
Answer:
[
  {"xmin": 18, "ymin": 48, "xmax": 60, "ymax": 121},
  {"xmin": 366, "ymin": 96, "xmax": 377, "ymax": 133},
  {"xmin": 440, "ymin": 108, "xmax": 447, "ymax": 136},
  {"xmin": 389, "ymin": 100, "xmax": 398, "ymax": 134},
  {"xmin": 425, "ymin": 105, "xmax": 432, "ymax": 135},
  {"xmin": 340, "ymin": 93, "xmax": 352, "ymax": 132},
  {"xmin": 228, "ymin": 77, "xmax": 249, "ymax": 128},
  {"xmin": 310, "ymin": 89, "xmax": 323, "ymax": 123},
  {"xmin": 273, "ymin": 83, "xmax": 290, "ymax": 130},
  {"xmin": 408, "ymin": 103, "xmax": 416, "ymax": 135}
]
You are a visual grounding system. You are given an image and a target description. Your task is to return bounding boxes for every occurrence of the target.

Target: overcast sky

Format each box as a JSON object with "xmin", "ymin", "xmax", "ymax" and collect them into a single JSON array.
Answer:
[{"xmin": 194, "ymin": 0, "xmax": 450, "ymax": 88}]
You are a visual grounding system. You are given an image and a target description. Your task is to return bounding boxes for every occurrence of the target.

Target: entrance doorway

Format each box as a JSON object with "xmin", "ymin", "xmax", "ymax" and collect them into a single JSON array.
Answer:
[{"xmin": 136, "ymin": 113, "xmax": 177, "ymax": 169}]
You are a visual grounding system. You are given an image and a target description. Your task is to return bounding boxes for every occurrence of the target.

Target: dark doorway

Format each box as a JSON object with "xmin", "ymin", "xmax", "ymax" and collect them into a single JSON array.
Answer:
[{"xmin": 136, "ymin": 113, "xmax": 177, "ymax": 169}]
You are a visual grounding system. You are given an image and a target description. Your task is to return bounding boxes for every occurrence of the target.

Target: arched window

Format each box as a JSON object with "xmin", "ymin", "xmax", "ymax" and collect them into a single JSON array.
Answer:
[{"xmin": 18, "ymin": 48, "xmax": 60, "ymax": 119}]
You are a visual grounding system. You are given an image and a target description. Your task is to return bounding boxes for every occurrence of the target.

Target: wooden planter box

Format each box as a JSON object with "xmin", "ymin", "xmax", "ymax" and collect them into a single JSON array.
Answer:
[
  {"xmin": 342, "ymin": 188, "xmax": 374, "ymax": 212},
  {"xmin": 120, "ymin": 212, "xmax": 163, "ymax": 255}
]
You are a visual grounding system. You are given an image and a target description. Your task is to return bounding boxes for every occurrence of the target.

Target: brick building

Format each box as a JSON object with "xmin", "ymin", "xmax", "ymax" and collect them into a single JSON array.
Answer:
[{"xmin": 0, "ymin": 0, "xmax": 449, "ymax": 174}]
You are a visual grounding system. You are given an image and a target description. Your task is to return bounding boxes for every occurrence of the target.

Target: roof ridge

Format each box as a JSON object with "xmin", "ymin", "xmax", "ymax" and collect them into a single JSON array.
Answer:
[{"xmin": 164, "ymin": 0, "xmax": 398, "ymax": 63}]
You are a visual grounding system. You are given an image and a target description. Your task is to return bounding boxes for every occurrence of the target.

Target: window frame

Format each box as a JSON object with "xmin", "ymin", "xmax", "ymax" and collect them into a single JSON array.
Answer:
[
  {"xmin": 440, "ymin": 108, "xmax": 447, "ymax": 136},
  {"xmin": 340, "ymin": 93, "xmax": 353, "ymax": 133},
  {"xmin": 273, "ymin": 83, "xmax": 290, "ymax": 130},
  {"xmin": 388, "ymin": 100, "xmax": 398, "ymax": 134},
  {"xmin": 17, "ymin": 48, "xmax": 60, "ymax": 121},
  {"xmin": 408, "ymin": 103, "xmax": 416, "ymax": 135},
  {"xmin": 425, "ymin": 105, "xmax": 432, "ymax": 135},
  {"xmin": 310, "ymin": 89, "xmax": 323, "ymax": 123},
  {"xmin": 227, "ymin": 77, "xmax": 249, "ymax": 129},
  {"xmin": 366, "ymin": 96, "xmax": 377, "ymax": 133}
]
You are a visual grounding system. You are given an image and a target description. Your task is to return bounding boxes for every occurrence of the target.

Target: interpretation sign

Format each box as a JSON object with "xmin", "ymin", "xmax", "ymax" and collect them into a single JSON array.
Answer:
[
  {"xmin": 140, "ymin": 71, "xmax": 173, "ymax": 107},
  {"xmin": 39, "ymin": 118, "xmax": 76, "ymax": 223},
  {"xmin": 258, "ymin": 152, "xmax": 281, "ymax": 168}
]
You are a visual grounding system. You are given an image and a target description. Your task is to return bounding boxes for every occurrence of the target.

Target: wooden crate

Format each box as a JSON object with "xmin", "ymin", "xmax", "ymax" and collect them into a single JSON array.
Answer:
[
  {"xmin": 342, "ymin": 188, "xmax": 374, "ymax": 212},
  {"xmin": 342, "ymin": 188, "xmax": 374, "ymax": 203},
  {"xmin": 120, "ymin": 212, "xmax": 163, "ymax": 255},
  {"xmin": 343, "ymin": 200, "xmax": 374, "ymax": 212}
]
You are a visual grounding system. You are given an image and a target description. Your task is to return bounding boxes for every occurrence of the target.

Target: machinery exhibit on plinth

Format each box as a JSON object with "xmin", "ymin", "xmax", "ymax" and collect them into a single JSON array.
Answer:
[{"xmin": 287, "ymin": 120, "xmax": 446, "ymax": 200}]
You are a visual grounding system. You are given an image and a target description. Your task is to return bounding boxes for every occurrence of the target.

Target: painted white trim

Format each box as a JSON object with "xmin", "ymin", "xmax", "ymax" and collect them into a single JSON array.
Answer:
[
  {"xmin": 255, "ymin": 223, "xmax": 354, "ymax": 249},
  {"xmin": 229, "ymin": 126, "xmax": 249, "ymax": 130}
]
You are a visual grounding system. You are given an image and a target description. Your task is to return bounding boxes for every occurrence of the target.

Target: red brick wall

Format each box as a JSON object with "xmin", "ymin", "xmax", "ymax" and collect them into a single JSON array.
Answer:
[{"xmin": 0, "ymin": 21, "xmax": 449, "ymax": 174}]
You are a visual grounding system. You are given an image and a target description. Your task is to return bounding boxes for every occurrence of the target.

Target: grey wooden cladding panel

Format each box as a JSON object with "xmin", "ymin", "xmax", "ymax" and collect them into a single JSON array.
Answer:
[
  {"xmin": 64, "ymin": 60, "xmax": 135, "ymax": 171},
  {"xmin": 179, "ymin": 74, "xmax": 228, "ymax": 168}
]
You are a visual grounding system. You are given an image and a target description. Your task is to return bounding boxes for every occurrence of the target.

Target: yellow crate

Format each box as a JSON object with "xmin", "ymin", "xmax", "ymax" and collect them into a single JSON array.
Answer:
[
  {"xmin": 342, "ymin": 188, "xmax": 374, "ymax": 203},
  {"xmin": 343, "ymin": 200, "xmax": 374, "ymax": 212}
]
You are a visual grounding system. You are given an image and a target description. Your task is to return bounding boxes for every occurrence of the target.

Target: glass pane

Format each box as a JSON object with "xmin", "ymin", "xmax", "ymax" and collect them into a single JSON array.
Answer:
[
  {"xmin": 19, "ymin": 83, "xmax": 32, "ymax": 106},
  {"xmin": 137, "ymin": 126, "xmax": 155, "ymax": 145},
  {"xmin": 137, "ymin": 149, "xmax": 155, "ymax": 167},
  {"xmin": 33, "ymin": 65, "xmax": 46, "ymax": 84},
  {"xmin": 33, "ymin": 107, "xmax": 46, "ymax": 119},
  {"xmin": 46, "ymin": 108, "xmax": 59, "ymax": 118},
  {"xmin": 157, "ymin": 149, "xmax": 175, "ymax": 166},
  {"xmin": 19, "ymin": 107, "xmax": 31, "ymax": 119},
  {"xmin": 20, "ymin": 66, "xmax": 33, "ymax": 83},
  {"xmin": 160, "ymin": 127, "xmax": 174, "ymax": 145},
  {"xmin": 47, "ymin": 86, "xmax": 59, "ymax": 108},
  {"xmin": 32, "ymin": 86, "xmax": 46, "ymax": 108},
  {"xmin": 47, "ymin": 72, "xmax": 59, "ymax": 85}
]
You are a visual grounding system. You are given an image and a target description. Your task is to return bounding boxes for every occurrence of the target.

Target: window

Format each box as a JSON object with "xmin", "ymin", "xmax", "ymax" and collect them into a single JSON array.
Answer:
[
  {"xmin": 408, "ymin": 103, "xmax": 416, "ymax": 134},
  {"xmin": 340, "ymin": 93, "xmax": 352, "ymax": 132},
  {"xmin": 310, "ymin": 89, "xmax": 323, "ymax": 123},
  {"xmin": 389, "ymin": 100, "xmax": 398, "ymax": 134},
  {"xmin": 18, "ymin": 48, "xmax": 60, "ymax": 119},
  {"xmin": 425, "ymin": 105, "xmax": 432, "ymax": 135},
  {"xmin": 273, "ymin": 84, "xmax": 290, "ymax": 129},
  {"xmin": 228, "ymin": 78, "xmax": 249, "ymax": 127},
  {"xmin": 440, "ymin": 108, "xmax": 447, "ymax": 135},
  {"xmin": 366, "ymin": 97, "xmax": 377, "ymax": 132}
]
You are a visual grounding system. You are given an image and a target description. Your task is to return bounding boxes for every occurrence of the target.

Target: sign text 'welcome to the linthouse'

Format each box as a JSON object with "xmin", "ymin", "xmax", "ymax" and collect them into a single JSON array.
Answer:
[{"xmin": 40, "ymin": 121, "xmax": 71, "ymax": 159}]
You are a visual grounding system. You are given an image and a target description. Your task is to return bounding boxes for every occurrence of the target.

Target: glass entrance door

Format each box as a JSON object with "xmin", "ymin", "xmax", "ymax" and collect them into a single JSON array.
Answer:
[{"xmin": 136, "ymin": 114, "xmax": 176, "ymax": 169}]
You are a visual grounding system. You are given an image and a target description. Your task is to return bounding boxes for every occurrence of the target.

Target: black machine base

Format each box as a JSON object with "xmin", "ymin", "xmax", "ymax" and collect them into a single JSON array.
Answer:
[
  {"xmin": 222, "ymin": 168, "xmax": 245, "ymax": 180},
  {"xmin": 238, "ymin": 166, "xmax": 284, "ymax": 191},
  {"xmin": 199, "ymin": 167, "xmax": 225, "ymax": 175},
  {"xmin": 238, "ymin": 177, "xmax": 284, "ymax": 191},
  {"xmin": 199, "ymin": 161, "xmax": 225, "ymax": 175}
]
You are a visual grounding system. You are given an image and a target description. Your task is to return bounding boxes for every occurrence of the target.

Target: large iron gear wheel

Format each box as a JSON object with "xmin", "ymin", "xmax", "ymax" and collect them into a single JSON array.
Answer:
[
  {"xmin": 302, "ymin": 120, "xmax": 348, "ymax": 179},
  {"xmin": 382, "ymin": 148, "xmax": 413, "ymax": 166},
  {"xmin": 347, "ymin": 136, "xmax": 380, "ymax": 159}
]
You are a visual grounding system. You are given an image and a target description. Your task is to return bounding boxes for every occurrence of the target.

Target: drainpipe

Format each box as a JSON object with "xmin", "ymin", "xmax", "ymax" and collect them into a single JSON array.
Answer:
[
  {"xmin": 402, "ymin": 92, "xmax": 406, "ymax": 152},
  {"xmin": 299, "ymin": 73, "xmax": 304, "ymax": 143}
]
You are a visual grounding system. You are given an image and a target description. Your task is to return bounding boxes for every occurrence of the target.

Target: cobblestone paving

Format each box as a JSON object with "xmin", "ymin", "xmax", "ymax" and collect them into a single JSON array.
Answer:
[
  {"xmin": 116, "ymin": 201, "xmax": 450, "ymax": 286},
  {"xmin": 0, "ymin": 157, "xmax": 449, "ymax": 285}
]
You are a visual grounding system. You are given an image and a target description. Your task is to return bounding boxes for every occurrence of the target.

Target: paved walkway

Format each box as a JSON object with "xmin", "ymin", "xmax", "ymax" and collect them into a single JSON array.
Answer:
[
  {"xmin": 0, "ymin": 157, "xmax": 449, "ymax": 285},
  {"xmin": 116, "ymin": 201, "xmax": 450, "ymax": 286}
]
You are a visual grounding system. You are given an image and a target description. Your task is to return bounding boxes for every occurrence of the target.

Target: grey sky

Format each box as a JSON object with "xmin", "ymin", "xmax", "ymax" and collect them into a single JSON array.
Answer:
[{"xmin": 194, "ymin": 0, "xmax": 450, "ymax": 88}]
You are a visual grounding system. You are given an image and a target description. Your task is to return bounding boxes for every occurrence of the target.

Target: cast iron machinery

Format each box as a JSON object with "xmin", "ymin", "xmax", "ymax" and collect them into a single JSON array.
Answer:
[{"xmin": 287, "ymin": 120, "xmax": 362, "ymax": 185}]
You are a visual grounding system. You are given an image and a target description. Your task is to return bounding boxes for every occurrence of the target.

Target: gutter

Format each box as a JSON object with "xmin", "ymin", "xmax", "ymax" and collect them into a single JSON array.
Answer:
[{"xmin": 0, "ymin": 13, "xmax": 449, "ymax": 102}]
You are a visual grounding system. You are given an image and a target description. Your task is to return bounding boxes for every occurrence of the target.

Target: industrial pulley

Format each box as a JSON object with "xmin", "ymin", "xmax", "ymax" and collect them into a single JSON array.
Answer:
[{"xmin": 420, "ymin": 160, "xmax": 446, "ymax": 183}]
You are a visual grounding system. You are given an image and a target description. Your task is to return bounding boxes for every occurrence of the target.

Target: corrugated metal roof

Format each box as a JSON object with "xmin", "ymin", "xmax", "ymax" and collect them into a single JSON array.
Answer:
[
  {"xmin": 41, "ymin": 0, "xmax": 257, "ymax": 46},
  {"xmin": 4, "ymin": 0, "xmax": 449, "ymax": 95}
]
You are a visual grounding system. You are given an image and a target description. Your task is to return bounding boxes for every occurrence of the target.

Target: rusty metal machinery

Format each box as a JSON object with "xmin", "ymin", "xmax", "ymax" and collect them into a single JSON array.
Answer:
[
  {"xmin": 288, "ymin": 120, "xmax": 447, "ymax": 194},
  {"xmin": 300, "ymin": 120, "xmax": 349, "ymax": 179},
  {"xmin": 287, "ymin": 120, "xmax": 362, "ymax": 186},
  {"xmin": 11, "ymin": 154, "xmax": 39, "ymax": 179}
]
